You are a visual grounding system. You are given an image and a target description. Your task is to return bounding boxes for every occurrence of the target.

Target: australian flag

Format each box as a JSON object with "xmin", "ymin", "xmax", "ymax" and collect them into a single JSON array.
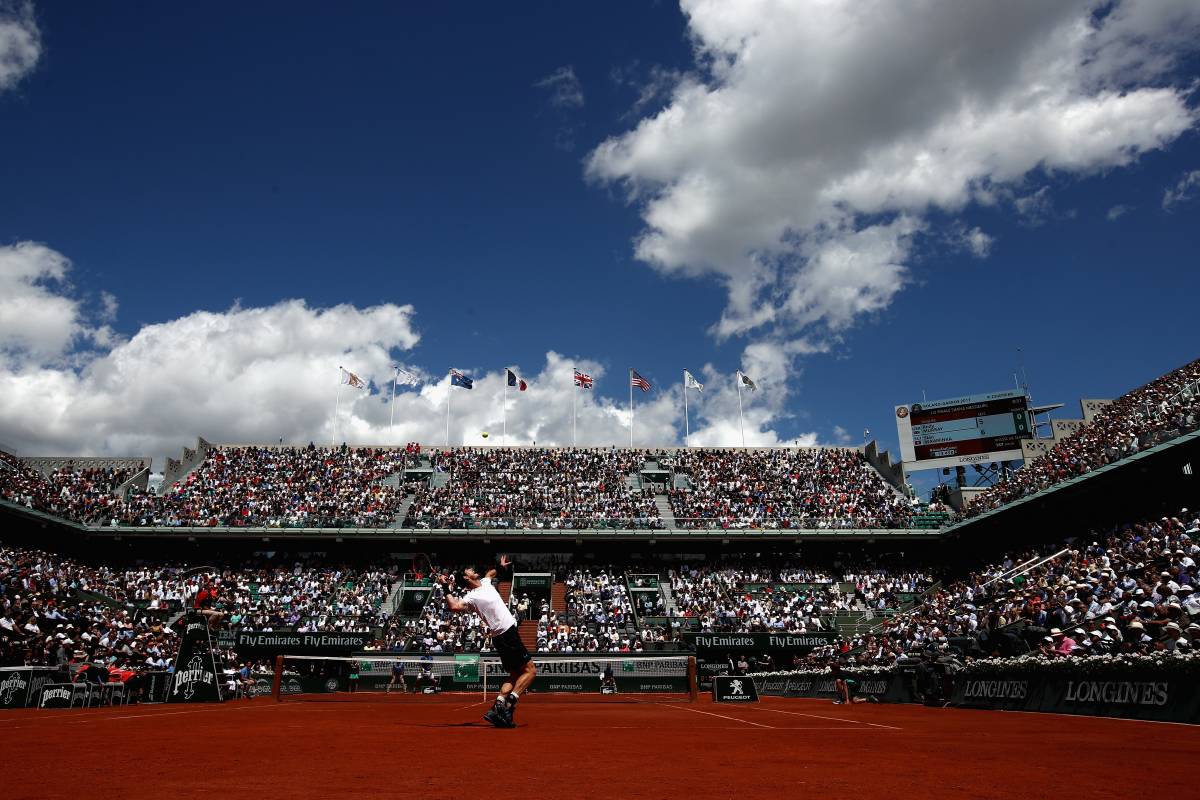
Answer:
[
  {"xmin": 507, "ymin": 369, "xmax": 527, "ymax": 391},
  {"xmin": 450, "ymin": 369, "xmax": 473, "ymax": 390}
]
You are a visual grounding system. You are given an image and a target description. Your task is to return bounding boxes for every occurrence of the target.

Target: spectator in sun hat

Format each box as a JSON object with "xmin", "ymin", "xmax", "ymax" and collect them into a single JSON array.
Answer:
[{"xmin": 1051, "ymin": 628, "xmax": 1073, "ymax": 656}]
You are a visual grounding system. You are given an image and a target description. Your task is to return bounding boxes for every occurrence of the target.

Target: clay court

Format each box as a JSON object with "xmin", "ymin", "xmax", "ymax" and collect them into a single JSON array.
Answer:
[{"xmin": 5, "ymin": 694, "xmax": 1197, "ymax": 799}]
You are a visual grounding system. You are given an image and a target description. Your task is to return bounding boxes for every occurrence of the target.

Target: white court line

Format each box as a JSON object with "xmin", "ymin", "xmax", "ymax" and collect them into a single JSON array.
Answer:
[
  {"xmin": 454, "ymin": 701, "xmax": 488, "ymax": 711},
  {"xmin": 0, "ymin": 701, "xmax": 283, "ymax": 727},
  {"xmin": 750, "ymin": 705, "xmax": 902, "ymax": 730},
  {"xmin": 647, "ymin": 700, "xmax": 775, "ymax": 729}
]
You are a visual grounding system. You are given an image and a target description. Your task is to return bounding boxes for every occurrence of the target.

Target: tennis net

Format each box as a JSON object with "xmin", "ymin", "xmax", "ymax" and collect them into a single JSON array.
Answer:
[{"xmin": 271, "ymin": 653, "xmax": 697, "ymax": 702}]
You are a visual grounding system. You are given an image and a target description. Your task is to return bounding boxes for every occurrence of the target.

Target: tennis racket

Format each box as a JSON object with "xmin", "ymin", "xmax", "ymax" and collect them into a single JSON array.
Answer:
[{"xmin": 411, "ymin": 553, "xmax": 435, "ymax": 583}]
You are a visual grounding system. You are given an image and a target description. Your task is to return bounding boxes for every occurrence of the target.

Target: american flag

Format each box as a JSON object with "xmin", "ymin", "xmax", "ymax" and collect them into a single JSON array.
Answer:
[
  {"xmin": 630, "ymin": 369, "xmax": 651, "ymax": 392},
  {"xmin": 574, "ymin": 369, "xmax": 593, "ymax": 389}
]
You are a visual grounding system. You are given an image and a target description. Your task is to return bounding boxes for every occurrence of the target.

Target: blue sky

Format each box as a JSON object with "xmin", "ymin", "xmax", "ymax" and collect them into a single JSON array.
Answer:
[{"xmin": 0, "ymin": 1, "xmax": 1198, "ymax": 492}]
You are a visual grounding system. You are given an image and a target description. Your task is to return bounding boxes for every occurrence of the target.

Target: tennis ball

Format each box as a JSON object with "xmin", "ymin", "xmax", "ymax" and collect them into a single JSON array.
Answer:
[{"xmin": 481, "ymin": 431, "xmax": 489, "ymax": 438}]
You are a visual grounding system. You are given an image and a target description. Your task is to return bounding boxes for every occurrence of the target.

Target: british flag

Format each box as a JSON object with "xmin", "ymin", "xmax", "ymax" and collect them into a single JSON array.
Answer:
[
  {"xmin": 630, "ymin": 369, "xmax": 651, "ymax": 392},
  {"xmin": 574, "ymin": 369, "xmax": 593, "ymax": 389}
]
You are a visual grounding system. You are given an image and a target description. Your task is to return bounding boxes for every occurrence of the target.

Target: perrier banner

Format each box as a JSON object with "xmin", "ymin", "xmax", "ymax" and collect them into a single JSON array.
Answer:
[{"xmin": 168, "ymin": 617, "xmax": 222, "ymax": 703}]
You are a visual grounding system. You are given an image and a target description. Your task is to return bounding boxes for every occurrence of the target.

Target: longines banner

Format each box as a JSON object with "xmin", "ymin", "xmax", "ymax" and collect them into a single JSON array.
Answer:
[
  {"xmin": 218, "ymin": 630, "xmax": 374, "ymax": 657},
  {"xmin": 952, "ymin": 669, "xmax": 1200, "ymax": 724}
]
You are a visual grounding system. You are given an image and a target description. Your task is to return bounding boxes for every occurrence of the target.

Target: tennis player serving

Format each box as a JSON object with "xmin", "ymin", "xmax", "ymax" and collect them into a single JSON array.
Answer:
[{"xmin": 439, "ymin": 555, "xmax": 536, "ymax": 728}]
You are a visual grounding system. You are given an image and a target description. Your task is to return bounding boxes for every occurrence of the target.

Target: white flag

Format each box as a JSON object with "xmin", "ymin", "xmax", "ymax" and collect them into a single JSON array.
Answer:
[
  {"xmin": 395, "ymin": 367, "xmax": 421, "ymax": 387},
  {"xmin": 340, "ymin": 368, "xmax": 366, "ymax": 389},
  {"xmin": 684, "ymin": 370, "xmax": 704, "ymax": 393}
]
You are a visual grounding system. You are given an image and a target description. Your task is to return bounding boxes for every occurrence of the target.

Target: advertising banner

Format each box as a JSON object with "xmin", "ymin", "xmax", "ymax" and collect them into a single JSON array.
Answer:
[
  {"xmin": 168, "ymin": 619, "xmax": 222, "ymax": 703},
  {"xmin": 755, "ymin": 672, "xmax": 904, "ymax": 702},
  {"xmin": 712, "ymin": 675, "xmax": 759, "ymax": 703},
  {"xmin": 684, "ymin": 632, "xmax": 839, "ymax": 688},
  {"xmin": 0, "ymin": 667, "xmax": 66, "ymax": 709},
  {"xmin": 951, "ymin": 669, "xmax": 1200, "ymax": 723},
  {"xmin": 220, "ymin": 630, "xmax": 375, "ymax": 657}
]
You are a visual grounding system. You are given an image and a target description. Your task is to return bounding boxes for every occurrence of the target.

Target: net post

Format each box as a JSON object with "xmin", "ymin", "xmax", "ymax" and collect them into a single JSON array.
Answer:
[
  {"xmin": 687, "ymin": 656, "xmax": 698, "ymax": 703},
  {"xmin": 272, "ymin": 655, "xmax": 284, "ymax": 702}
]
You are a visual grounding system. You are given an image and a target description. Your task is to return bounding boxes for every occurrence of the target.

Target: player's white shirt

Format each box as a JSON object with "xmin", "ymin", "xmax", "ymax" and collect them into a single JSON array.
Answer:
[{"xmin": 464, "ymin": 577, "xmax": 517, "ymax": 636}]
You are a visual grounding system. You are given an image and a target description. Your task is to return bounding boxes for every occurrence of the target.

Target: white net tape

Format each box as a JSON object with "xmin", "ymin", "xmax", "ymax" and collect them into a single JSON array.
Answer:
[{"xmin": 276, "ymin": 653, "xmax": 694, "ymax": 699}]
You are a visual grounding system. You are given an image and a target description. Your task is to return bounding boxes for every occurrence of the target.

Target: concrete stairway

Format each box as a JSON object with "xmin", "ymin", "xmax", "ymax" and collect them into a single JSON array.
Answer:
[
  {"xmin": 654, "ymin": 495, "xmax": 677, "ymax": 529},
  {"xmin": 518, "ymin": 620, "xmax": 540, "ymax": 651},
  {"xmin": 659, "ymin": 579, "xmax": 678, "ymax": 616},
  {"xmin": 497, "ymin": 581, "xmax": 512, "ymax": 603},
  {"xmin": 391, "ymin": 493, "xmax": 414, "ymax": 528},
  {"xmin": 551, "ymin": 581, "xmax": 567, "ymax": 615}
]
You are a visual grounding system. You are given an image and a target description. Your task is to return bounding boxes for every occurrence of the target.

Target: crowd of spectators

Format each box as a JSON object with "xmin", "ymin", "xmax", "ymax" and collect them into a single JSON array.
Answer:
[
  {"xmin": 0, "ymin": 453, "xmax": 140, "ymax": 525},
  {"xmin": 847, "ymin": 506, "xmax": 1200, "ymax": 665},
  {"xmin": 1, "ymin": 445, "xmax": 413, "ymax": 528},
  {"xmin": 0, "ymin": 545, "xmax": 403, "ymax": 674},
  {"xmin": 970, "ymin": 358, "xmax": 1200, "ymax": 515},
  {"xmin": 1, "ymin": 546, "xmax": 180, "ymax": 672},
  {"xmin": 665, "ymin": 448, "xmax": 912, "ymax": 529},
  {"xmin": 3, "ymin": 444, "xmax": 926, "ymax": 531},
  {"xmin": 404, "ymin": 448, "xmax": 662, "ymax": 529},
  {"xmin": 142, "ymin": 445, "xmax": 409, "ymax": 527},
  {"xmin": 384, "ymin": 581, "xmax": 489, "ymax": 653},
  {"xmin": 542, "ymin": 569, "xmax": 636, "ymax": 652}
]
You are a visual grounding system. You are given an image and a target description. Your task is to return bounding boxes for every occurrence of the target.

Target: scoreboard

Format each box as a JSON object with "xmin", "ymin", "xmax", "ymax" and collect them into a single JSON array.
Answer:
[{"xmin": 895, "ymin": 389, "xmax": 1031, "ymax": 471}]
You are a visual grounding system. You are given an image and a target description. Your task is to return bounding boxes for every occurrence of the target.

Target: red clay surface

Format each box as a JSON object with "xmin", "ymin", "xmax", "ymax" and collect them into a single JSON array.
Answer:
[{"xmin": 4, "ymin": 693, "xmax": 1199, "ymax": 799}]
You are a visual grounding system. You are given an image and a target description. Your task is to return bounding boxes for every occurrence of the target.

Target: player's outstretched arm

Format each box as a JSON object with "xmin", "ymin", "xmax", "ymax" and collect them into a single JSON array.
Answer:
[
  {"xmin": 486, "ymin": 554, "xmax": 512, "ymax": 581},
  {"xmin": 438, "ymin": 574, "xmax": 470, "ymax": 613}
]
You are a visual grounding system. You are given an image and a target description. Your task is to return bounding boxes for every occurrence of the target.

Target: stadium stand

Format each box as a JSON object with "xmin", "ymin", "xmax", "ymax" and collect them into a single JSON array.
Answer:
[
  {"xmin": 2, "ymin": 443, "xmax": 930, "ymax": 531},
  {"xmin": 664, "ymin": 447, "xmax": 914, "ymax": 529},
  {"xmin": 403, "ymin": 448, "xmax": 662, "ymax": 529},
  {"xmin": 968, "ymin": 358, "xmax": 1200, "ymax": 515},
  {"xmin": 844, "ymin": 506, "xmax": 1200, "ymax": 665}
]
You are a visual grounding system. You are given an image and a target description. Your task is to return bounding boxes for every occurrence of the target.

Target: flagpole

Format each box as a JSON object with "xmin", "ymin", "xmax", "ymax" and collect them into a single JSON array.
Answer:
[
  {"xmin": 572, "ymin": 368, "xmax": 577, "ymax": 447},
  {"xmin": 736, "ymin": 371, "xmax": 746, "ymax": 448},
  {"xmin": 629, "ymin": 368, "xmax": 634, "ymax": 448},
  {"xmin": 389, "ymin": 368, "xmax": 398, "ymax": 443},
  {"xmin": 333, "ymin": 366, "xmax": 343, "ymax": 447},
  {"xmin": 682, "ymin": 369, "xmax": 690, "ymax": 448},
  {"xmin": 502, "ymin": 370, "xmax": 508, "ymax": 448},
  {"xmin": 445, "ymin": 371, "xmax": 452, "ymax": 447}
]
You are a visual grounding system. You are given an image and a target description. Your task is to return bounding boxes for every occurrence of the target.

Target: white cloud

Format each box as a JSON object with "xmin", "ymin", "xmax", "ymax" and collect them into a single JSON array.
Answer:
[
  {"xmin": 0, "ymin": 242, "xmax": 115, "ymax": 364},
  {"xmin": 534, "ymin": 65, "xmax": 584, "ymax": 109},
  {"xmin": 957, "ymin": 226, "xmax": 994, "ymax": 258},
  {"xmin": 1013, "ymin": 186, "xmax": 1055, "ymax": 227},
  {"xmin": 0, "ymin": 243, "xmax": 824, "ymax": 461},
  {"xmin": 1162, "ymin": 169, "xmax": 1200, "ymax": 210},
  {"xmin": 588, "ymin": 0, "xmax": 1199, "ymax": 349},
  {"xmin": 0, "ymin": 1, "xmax": 39, "ymax": 93},
  {"xmin": 1106, "ymin": 204, "xmax": 1132, "ymax": 221}
]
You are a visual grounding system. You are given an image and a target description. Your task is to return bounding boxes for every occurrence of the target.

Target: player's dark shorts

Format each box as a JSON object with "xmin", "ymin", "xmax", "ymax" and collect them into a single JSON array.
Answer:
[{"xmin": 493, "ymin": 625, "xmax": 532, "ymax": 673}]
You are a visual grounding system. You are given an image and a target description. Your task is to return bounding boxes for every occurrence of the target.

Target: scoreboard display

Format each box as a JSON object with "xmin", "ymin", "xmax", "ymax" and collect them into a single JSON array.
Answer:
[{"xmin": 895, "ymin": 389, "xmax": 1031, "ymax": 472}]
